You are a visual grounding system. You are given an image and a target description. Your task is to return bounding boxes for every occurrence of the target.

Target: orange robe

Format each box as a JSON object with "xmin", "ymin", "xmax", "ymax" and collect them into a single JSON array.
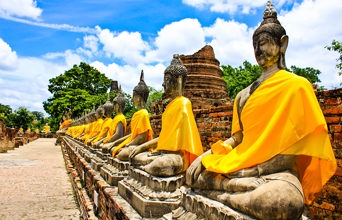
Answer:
[
  {"xmin": 202, "ymin": 70, "xmax": 336, "ymax": 205},
  {"xmin": 112, "ymin": 109, "xmax": 153, "ymax": 156},
  {"xmin": 157, "ymin": 96, "xmax": 203, "ymax": 164},
  {"xmin": 91, "ymin": 117, "xmax": 112, "ymax": 145},
  {"xmin": 102, "ymin": 114, "xmax": 127, "ymax": 143},
  {"xmin": 84, "ymin": 118, "xmax": 103, "ymax": 144}
]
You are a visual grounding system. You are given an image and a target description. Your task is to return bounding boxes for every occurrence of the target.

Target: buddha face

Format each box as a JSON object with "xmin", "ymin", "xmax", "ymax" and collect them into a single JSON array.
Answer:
[
  {"xmin": 113, "ymin": 102, "xmax": 120, "ymax": 113},
  {"xmin": 253, "ymin": 32, "xmax": 280, "ymax": 69},
  {"xmin": 132, "ymin": 93, "xmax": 142, "ymax": 108},
  {"xmin": 163, "ymin": 73, "xmax": 179, "ymax": 97}
]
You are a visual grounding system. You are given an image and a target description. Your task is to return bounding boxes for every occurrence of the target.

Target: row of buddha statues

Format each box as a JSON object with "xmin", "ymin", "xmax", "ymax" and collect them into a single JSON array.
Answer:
[{"xmin": 58, "ymin": 1, "xmax": 336, "ymax": 219}]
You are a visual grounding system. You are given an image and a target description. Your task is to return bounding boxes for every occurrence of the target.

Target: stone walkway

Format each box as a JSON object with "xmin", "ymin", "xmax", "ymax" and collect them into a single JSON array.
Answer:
[{"xmin": 0, "ymin": 138, "xmax": 80, "ymax": 220}]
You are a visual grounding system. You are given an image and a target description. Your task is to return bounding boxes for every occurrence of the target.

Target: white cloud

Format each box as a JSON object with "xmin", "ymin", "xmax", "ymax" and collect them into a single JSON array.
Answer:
[
  {"xmin": 0, "ymin": 0, "xmax": 42, "ymax": 20},
  {"xmin": 0, "ymin": 57, "xmax": 67, "ymax": 113},
  {"xmin": 91, "ymin": 61, "xmax": 165, "ymax": 95},
  {"xmin": 83, "ymin": 35, "xmax": 99, "ymax": 53},
  {"xmin": 0, "ymin": 38, "xmax": 18, "ymax": 69},
  {"xmin": 182, "ymin": 0, "xmax": 271, "ymax": 14},
  {"xmin": 146, "ymin": 18, "xmax": 205, "ymax": 62},
  {"xmin": 97, "ymin": 28, "xmax": 150, "ymax": 65},
  {"xmin": 279, "ymin": 0, "xmax": 342, "ymax": 88},
  {"xmin": 204, "ymin": 18, "xmax": 255, "ymax": 67}
]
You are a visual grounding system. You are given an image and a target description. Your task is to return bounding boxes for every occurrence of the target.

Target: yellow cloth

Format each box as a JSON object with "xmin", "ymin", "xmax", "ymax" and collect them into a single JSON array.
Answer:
[
  {"xmin": 102, "ymin": 114, "xmax": 126, "ymax": 143},
  {"xmin": 81, "ymin": 121, "xmax": 97, "ymax": 140},
  {"xmin": 84, "ymin": 118, "xmax": 103, "ymax": 144},
  {"xmin": 112, "ymin": 109, "xmax": 153, "ymax": 156},
  {"xmin": 202, "ymin": 70, "xmax": 336, "ymax": 205},
  {"xmin": 91, "ymin": 117, "xmax": 112, "ymax": 145},
  {"xmin": 43, "ymin": 125, "xmax": 50, "ymax": 133},
  {"xmin": 72, "ymin": 125, "xmax": 85, "ymax": 138},
  {"xmin": 60, "ymin": 119, "xmax": 72, "ymax": 129},
  {"xmin": 157, "ymin": 96, "xmax": 203, "ymax": 164}
]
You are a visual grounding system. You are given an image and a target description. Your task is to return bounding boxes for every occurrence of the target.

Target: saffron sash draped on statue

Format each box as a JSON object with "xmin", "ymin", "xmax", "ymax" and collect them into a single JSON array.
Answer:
[
  {"xmin": 112, "ymin": 109, "xmax": 153, "ymax": 156},
  {"xmin": 91, "ymin": 117, "xmax": 112, "ymax": 145},
  {"xmin": 102, "ymin": 113, "xmax": 126, "ymax": 144},
  {"xmin": 157, "ymin": 96, "xmax": 203, "ymax": 164},
  {"xmin": 84, "ymin": 118, "xmax": 103, "ymax": 144},
  {"xmin": 202, "ymin": 70, "xmax": 336, "ymax": 205}
]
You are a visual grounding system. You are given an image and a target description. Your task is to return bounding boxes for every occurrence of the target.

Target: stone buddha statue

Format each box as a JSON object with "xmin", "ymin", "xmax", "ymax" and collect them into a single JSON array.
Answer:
[
  {"xmin": 84, "ymin": 104, "xmax": 105, "ymax": 145},
  {"xmin": 79, "ymin": 107, "xmax": 98, "ymax": 141},
  {"xmin": 185, "ymin": 1, "xmax": 336, "ymax": 219},
  {"xmin": 110, "ymin": 70, "xmax": 154, "ymax": 161},
  {"xmin": 129, "ymin": 55, "xmax": 204, "ymax": 177},
  {"xmin": 91, "ymin": 94, "xmax": 115, "ymax": 146},
  {"xmin": 94, "ymin": 89, "xmax": 127, "ymax": 149}
]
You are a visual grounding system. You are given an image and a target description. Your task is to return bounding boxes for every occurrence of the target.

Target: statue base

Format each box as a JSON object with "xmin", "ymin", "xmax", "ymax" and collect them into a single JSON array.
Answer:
[
  {"xmin": 162, "ymin": 187, "xmax": 254, "ymax": 220},
  {"xmin": 118, "ymin": 167, "xmax": 184, "ymax": 218},
  {"xmin": 100, "ymin": 158, "xmax": 129, "ymax": 186}
]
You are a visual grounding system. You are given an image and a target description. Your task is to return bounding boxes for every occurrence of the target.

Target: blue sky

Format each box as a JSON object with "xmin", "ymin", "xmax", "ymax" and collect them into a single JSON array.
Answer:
[{"xmin": 0, "ymin": 0, "xmax": 341, "ymax": 115}]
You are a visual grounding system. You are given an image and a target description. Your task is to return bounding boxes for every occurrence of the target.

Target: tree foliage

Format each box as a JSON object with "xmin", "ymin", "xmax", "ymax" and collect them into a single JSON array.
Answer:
[
  {"xmin": 221, "ymin": 61, "xmax": 262, "ymax": 99},
  {"xmin": 288, "ymin": 66, "xmax": 321, "ymax": 84},
  {"xmin": 146, "ymin": 86, "xmax": 163, "ymax": 113},
  {"xmin": 43, "ymin": 62, "xmax": 112, "ymax": 130},
  {"xmin": 221, "ymin": 61, "xmax": 323, "ymax": 99},
  {"xmin": 325, "ymin": 40, "xmax": 342, "ymax": 84}
]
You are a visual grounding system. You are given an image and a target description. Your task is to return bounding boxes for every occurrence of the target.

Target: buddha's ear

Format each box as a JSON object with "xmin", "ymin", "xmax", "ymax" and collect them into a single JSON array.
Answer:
[
  {"xmin": 280, "ymin": 35, "xmax": 289, "ymax": 53},
  {"xmin": 177, "ymin": 75, "xmax": 183, "ymax": 96}
]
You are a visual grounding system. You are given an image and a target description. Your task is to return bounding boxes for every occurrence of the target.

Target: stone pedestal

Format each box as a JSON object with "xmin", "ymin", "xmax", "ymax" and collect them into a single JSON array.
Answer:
[
  {"xmin": 162, "ymin": 187, "xmax": 254, "ymax": 220},
  {"xmin": 118, "ymin": 168, "xmax": 184, "ymax": 218},
  {"xmin": 100, "ymin": 158, "xmax": 129, "ymax": 186}
]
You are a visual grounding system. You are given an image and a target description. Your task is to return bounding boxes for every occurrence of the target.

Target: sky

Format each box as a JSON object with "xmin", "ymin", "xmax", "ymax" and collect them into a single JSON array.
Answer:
[{"xmin": 0, "ymin": 0, "xmax": 341, "ymax": 115}]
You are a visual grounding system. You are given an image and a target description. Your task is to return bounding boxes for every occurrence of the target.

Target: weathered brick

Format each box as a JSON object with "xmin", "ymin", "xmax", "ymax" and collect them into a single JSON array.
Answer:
[
  {"xmin": 325, "ymin": 116, "xmax": 341, "ymax": 124},
  {"xmin": 331, "ymin": 125, "xmax": 342, "ymax": 133},
  {"xmin": 323, "ymin": 107, "xmax": 342, "ymax": 115}
]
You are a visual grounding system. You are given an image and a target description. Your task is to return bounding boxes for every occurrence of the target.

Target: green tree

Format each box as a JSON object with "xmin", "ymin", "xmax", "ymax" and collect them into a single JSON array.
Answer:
[
  {"xmin": 325, "ymin": 40, "xmax": 342, "ymax": 84},
  {"xmin": 222, "ymin": 61, "xmax": 323, "ymax": 99},
  {"xmin": 9, "ymin": 107, "xmax": 35, "ymax": 130},
  {"xmin": 0, "ymin": 104, "xmax": 12, "ymax": 115},
  {"xmin": 288, "ymin": 66, "xmax": 321, "ymax": 85},
  {"xmin": 221, "ymin": 61, "xmax": 262, "ymax": 99},
  {"xmin": 146, "ymin": 86, "xmax": 163, "ymax": 113},
  {"xmin": 43, "ymin": 62, "xmax": 112, "ymax": 130}
]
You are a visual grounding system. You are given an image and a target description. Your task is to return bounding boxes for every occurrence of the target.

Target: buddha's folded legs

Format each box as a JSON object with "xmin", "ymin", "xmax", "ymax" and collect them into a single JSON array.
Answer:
[
  {"xmin": 132, "ymin": 152, "xmax": 185, "ymax": 177},
  {"xmin": 199, "ymin": 171, "xmax": 304, "ymax": 220}
]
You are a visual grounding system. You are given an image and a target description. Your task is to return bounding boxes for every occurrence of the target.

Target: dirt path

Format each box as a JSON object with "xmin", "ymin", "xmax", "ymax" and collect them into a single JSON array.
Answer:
[{"xmin": 0, "ymin": 138, "xmax": 80, "ymax": 220}]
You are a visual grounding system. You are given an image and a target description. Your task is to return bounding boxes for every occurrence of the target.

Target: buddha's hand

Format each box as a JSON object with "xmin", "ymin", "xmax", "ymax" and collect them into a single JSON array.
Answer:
[
  {"xmin": 186, "ymin": 156, "xmax": 205, "ymax": 186},
  {"xmin": 226, "ymin": 166, "xmax": 259, "ymax": 178},
  {"xmin": 129, "ymin": 145, "xmax": 144, "ymax": 159}
]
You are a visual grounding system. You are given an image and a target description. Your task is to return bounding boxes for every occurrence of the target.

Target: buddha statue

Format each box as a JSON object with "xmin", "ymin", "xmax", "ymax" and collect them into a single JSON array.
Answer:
[
  {"xmin": 90, "ymin": 94, "xmax": 114, "ymax": 146},
  {"xmin": 129, "ymin": 55, "xmax": 204, "ymax": 177},
  {"xmin": 110, "ymin": 70, "xmax": 153, "ymax": 161},
  {"xmin": 185, "ymin": 1, "xmax": 337, "ymax": 219},
  {"xmin": 84, "ymin": 105, "xmax": 105, "ymax": 145},
  {"xmin": 99, "ymin": 87, "xmax": 127, "ymax": 151},
  {"xmin": 43, "ymin": 123, "xmax": 50, "ymax": 134},
  {"xmin": 79, "ymin": 108, "xmax": 97, "ymax": 141}
]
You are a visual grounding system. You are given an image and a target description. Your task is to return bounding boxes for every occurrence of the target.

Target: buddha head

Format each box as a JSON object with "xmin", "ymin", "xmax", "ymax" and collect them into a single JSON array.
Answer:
[
  {"xmin": 113, "ymin": 86, "xmax": 126, "ymax": 113},
  {"xmin": 252, "ymin": 0, "xmax": 288, "ymax": 70},
  {"xmin": 133, "ymin": 70, "xmax": 149, "ymax": 108},
  {"xmin": 88, "ymin": 106, "xmax": 97, "ymax": 122},
  {"xmin": 163, "ymin": 54, "xmax": 187, "ymax": 97},
  {"xmin": 95, "ymin": 103, "xmax": 105, "ymax": 119},
  {"xmin": 103, "ymin": 93, "xmax": 114, "ymax": 118}
]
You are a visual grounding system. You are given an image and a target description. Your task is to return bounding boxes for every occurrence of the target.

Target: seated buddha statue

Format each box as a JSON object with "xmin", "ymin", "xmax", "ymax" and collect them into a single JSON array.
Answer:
[
  {"xmin": 98, "ymin": 88, "xmax": 127, "ymax": 152},
  {"xmin": 185, "ymin": 1, "xmax": 337, "ymax": 219},
  {"xmin": 129, "ymin": 55, "xmax": 204, "ymax": 177},
  {"xmin": 78, "ymin": 109, "xmax": 96, "ymax": 141},
  {"xmin": 83, "ymin": 105, "xmax": 105, "ymax": 145},
  {"xmin": 92, "ymin": 90, "xmax": 127, "ymax": 148},
  {"xmin": 43, "ymin": 123, "xmax": 50, "ymax": 134},
  {"xmin": 110, "ymin": 71, "xmax": 153, "ymax": 161}
]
